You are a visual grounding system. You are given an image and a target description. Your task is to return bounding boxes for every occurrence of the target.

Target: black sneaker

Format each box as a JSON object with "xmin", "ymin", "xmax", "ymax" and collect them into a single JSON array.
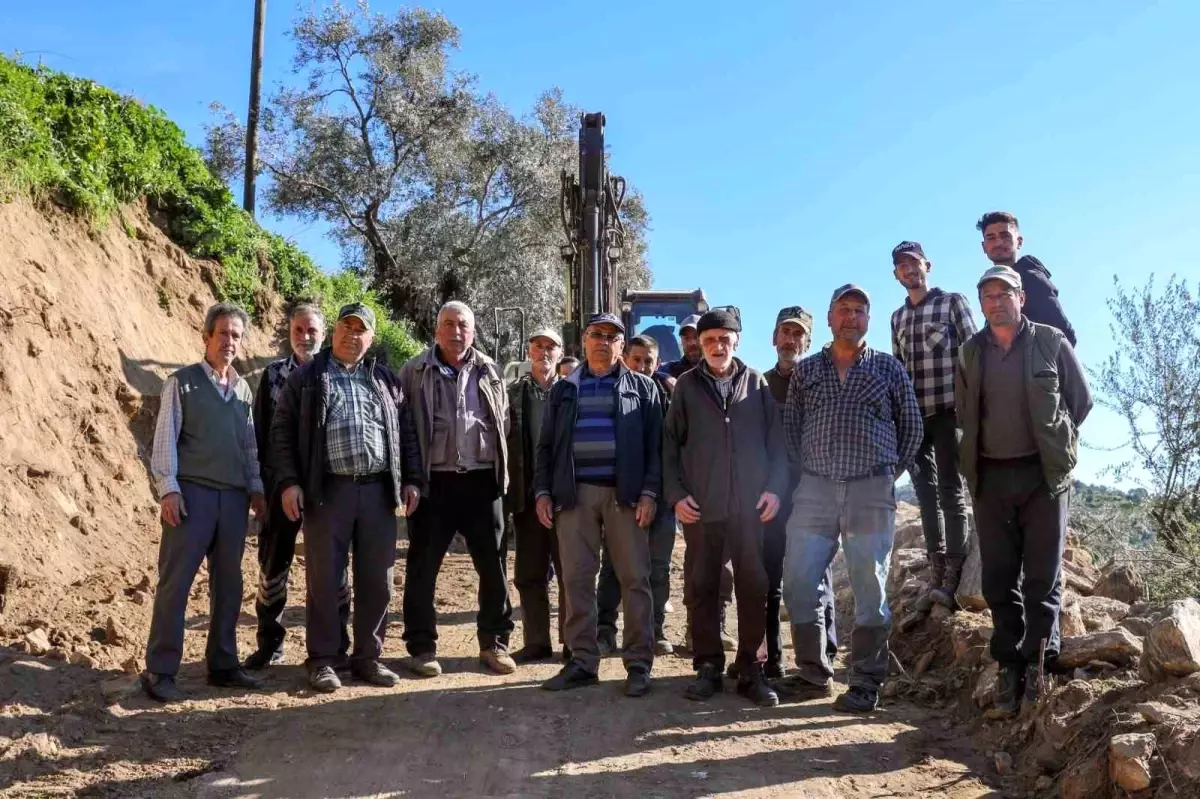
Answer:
[
  {"xmin": 140, "ymin": 672, "xmax": 184, "ymax": 703},
  {"xmin": 985, "ymin": 664, "xmax": 1024, "ymax": 720},
  {"xmin": 764, "ymin": 660, "xmax": 784, "ymax": 680},
  {"xmin": 833, "ymin": 685, "xmax": 878, "ymax": 713},
  {"xmin": 725, "ymin": 661, "xmax": 741, "ymax": 680},
  {"xmin": 597, "ymin": 627, "xmax": 618, "ymax": 656},
  {"xmin": 207, "ymin": 668, "xmax": 263, "ymax": 690},
  {"xmin": 309, "ymin": 665, "xmax": 342, "ymax": 693},
  {"xmin": 242, "ymin": 647, "xmax": 284, "ymax": 671},
  {"xmin": 624, "ymin": 667, "xmax": 651, "ymax": 697},
  {"xmin": 775, "ymin": 675, "xmax": 833, "ymax": 700},
  {"xmin": 542, "ymin": 662, "xmax": 599, "ymax": 692},
  {"xmin": 352, "ymin": 660, "xmax": 401, "ymax": 687},
  {"xmin": 512, "ymin": 644, "xmax": 555, "ymax": 664},
  {"xmin": 737, "ymin": 667, "xmax": 780, "ymax": 708},
  {"xmin": 684, "ymin": 663, "xmax": 724, "ymax": 701}
]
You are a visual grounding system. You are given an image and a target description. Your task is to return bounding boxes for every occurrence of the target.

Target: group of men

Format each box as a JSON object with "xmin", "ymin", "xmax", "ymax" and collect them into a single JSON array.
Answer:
[{"xmin": 141, "ymin": 209, "xmax": 1090, "ymax": 719}]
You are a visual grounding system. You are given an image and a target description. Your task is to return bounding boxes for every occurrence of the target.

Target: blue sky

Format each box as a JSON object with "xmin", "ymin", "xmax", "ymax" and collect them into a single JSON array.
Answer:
[{"xmin": 5, "ymin": 1, "xmax": 1198, "ymax": 486}]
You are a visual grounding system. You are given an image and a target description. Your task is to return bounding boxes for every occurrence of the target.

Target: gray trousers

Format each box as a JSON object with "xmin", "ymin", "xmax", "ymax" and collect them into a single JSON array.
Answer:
[
  {"xmin": 146, "ymin": 480, "xmax": 249, "ymax": 676},
  {"xmin": 304, "ymin": 477, "xmax": 398, "ymax": 669},
  {"xmin": 557, "ymin": 483, "xmax": 655, "ymax": 674}
]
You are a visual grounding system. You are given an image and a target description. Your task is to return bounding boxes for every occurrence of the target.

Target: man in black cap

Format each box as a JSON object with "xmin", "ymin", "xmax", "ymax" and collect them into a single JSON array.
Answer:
[
  {"xmin": 665, "ymin": 307, "xmax": 786, "ymax": 707},
  {"xmin": 536, "ymin": 312, "xmax": 662, "ymax": 697},
  {"xmin": 889, "ymin": 241, "xmax": 978, "ymax": 613},
  {"xmin": 659, "ymin": 313, "xmax": 704, "ymax": 379}
]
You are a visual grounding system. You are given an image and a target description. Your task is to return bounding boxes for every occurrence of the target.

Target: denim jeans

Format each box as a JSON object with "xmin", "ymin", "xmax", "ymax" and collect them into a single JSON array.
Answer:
[{"xmin": 783, "ymin": 473, "xmax": 896, "ymax": 691}]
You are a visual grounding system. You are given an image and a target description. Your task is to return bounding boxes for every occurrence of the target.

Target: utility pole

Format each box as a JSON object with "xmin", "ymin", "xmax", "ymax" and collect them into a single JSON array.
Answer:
[{"xmin": 243, "ymin": 0, "xmax": 267, "ymax": 216}]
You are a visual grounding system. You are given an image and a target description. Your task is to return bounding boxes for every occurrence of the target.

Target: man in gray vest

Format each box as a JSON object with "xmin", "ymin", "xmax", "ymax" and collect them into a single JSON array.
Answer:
[
  {"xmin": 399, "ymin": 301, "xmax": 515, "ymax": 678},
  {"xmin": 956, "ymin": 265, "xmax": 1091, "ymax": 717},
  {"xmin": 272, "ymin": 303, "xmax": 422, "ymax": 692},
  {"xmin": 142, "ymin": 303, "xmax": 268, "ymax": 702}
]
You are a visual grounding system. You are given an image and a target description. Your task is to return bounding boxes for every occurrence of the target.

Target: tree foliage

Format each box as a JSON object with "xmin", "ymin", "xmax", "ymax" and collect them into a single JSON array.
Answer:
[{"xmin": 206, "ymin": 0, "xmax": 651, "ymax": 344}]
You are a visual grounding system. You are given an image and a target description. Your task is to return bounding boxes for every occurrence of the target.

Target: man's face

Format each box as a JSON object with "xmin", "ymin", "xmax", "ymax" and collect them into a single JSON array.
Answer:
[
  {"xmin": 680, "ymin": 327, "xmax": 700, "ymax": 362},
  {"xmin": 979, "ymin": 280, "xmax": 1025, "ymax": 328},
  {"xmin": 583, "ymin": 324, "xmax": 623, "ymax": 369},
  {"xmin": 981, "ymin": 222, "xmax": 1023, "ymax": 265},
  {"xmin": 558, "ymin": 360, "xmax": 578, "ymax": 377},
  {"xmin": 436, "ymin": 308, "xmax": 475, "ymax": 361},
  {"xmin": 203, "ymin": 314, "xmax": 245, "ymax": 370},
  {"xmin": 332, "ymin": 316, "xmax": 373, "ymax": 364},
  {"xmin": 893, "ymin": 253, "xmax": 930, "ymax": 292},
  {"xmin": 828, "ymin": 296, "xmax": 869, "ymax": 345},
  {"xmin": 773, "ymin": 321, "xmax": 810, "ymax": 364},
  {"xmin": 289, "ymin": 310, "xmax": 325, "ymax": 362},
  {"xmin": 700, "ymin": 328, "xmax": 737, "ymax": 372},
  {"xmin": 624, "ymin": 344, "xmax": 657, "ymax": 376},
  {"xmin": 527, "ymin": 336, "xmax": 562, "ymax": 373}
]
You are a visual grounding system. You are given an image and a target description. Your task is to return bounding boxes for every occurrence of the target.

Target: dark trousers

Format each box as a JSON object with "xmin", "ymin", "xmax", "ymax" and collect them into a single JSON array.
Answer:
[
  {"xmin": 254, "ymin": 487, "xmax": 349, "ymax": 657},
  {"xmin": 303, "ymin": 476, "xmax": 397, "ymax": 669},
  {"xmin": 909, "ymin": 410, "xmax": 970, "ymax": 556},
  {"xmin": 146, "ymin": 481, "xmax": 248, "ymax": 676},
  {"xmin": 764, "ymin": 497, "xmax": 837, "ymax": 666},
  {"xmin": 597, "ymin": 508, "xmax": 676, "ymax": 638},
  {"xmin": 682, "ymin": 527, "xmax": 733, "ymax": 616},
  {"xmin": 975, "ymin": 457, "xmax": 1068, "ymax": 666},
  {"xmin": 687, "ymin": 504, "xmax": 769, "ymax": 672},
  {"xmin": 403, "ymin": 470, "xmax": 513, "ymax": 656},
  {"xmin": 512, "ymin": 508, "xmax": 564, "ymax": 649}
]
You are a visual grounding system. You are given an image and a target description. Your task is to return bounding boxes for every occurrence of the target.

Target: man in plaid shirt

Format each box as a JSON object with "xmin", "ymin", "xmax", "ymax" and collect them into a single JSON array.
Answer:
[
  {"xmin": 889, "ymin": 241, "xmax": 978, "ymax": 613},
  {"xmin": 781, "ymin": 284, "xmax": 922, "ymax": 713}
]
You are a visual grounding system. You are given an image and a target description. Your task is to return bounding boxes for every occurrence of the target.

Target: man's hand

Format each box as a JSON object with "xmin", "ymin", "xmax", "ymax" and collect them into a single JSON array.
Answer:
[
  {"xmin": 635, "ymin": 495, "xmax": 656, "ymax": 528},
  {"xmin": 249, "ymin": 492, "xmax": 267, "ymax": 520},
  {"xmin": 675, "ymin": 495, "xmax": 701, "ymax": 524},
  {"xmin": 757, "ymin": 491, "xmax": 781, "ymax": 522},
  {"xmin": 160, "ymin": 492, "xmax": 186, "ymax": 527},
  {"xmin": 402, "ymin": 485, "xmax": 420, "ymax": 517},
  {"xmin": 536, "ymin": 495, "xmax": 554, "ymax": 529},
  {"xmin": 282, "ymin": 485, "xmax": 305, "ymax": 522}
]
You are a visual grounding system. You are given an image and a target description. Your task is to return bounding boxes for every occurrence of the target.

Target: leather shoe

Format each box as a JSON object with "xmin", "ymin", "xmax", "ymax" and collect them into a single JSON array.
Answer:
[
  {"xmin": 352, "ymin": 660, "xmax": 400, "ymax": 687},
  {"xmin": 737, "ymin": 667, "xmax": 780, "ymax": 707},
  {"xmin": 775, "ymin": 675, "xmax": 833, "ymax": 700},
  {"xmin": 512, "ymin": 644, "xmax": 555, "ymax": 664},
  {"xmin": 542, "ymin": 662, "xmax": 599, "ymax": 691},
  {"xmin": 404, "ymin": 653, "xmax": 442, "ymax": 678},
  {"xmin": 309, "ymin": 665, "xmax": 342, "ymax": 693},
  {"xmin": 624, "ymin": 667, "xmax": 651, "ymax": 697},
  {"xmin": 207, "ymin": 668, "xmax": 262, "ymax": 689},
  {"xmin": 242, "ymin": 647, "xmax": 284, "ymax": 671},
  {"xmin": 141, "ymin": 672, "xmax": 184, "ymax": 703},
  {"xmin": 684, "ymin": 663, "xmax": 723, "ymax": 701},
  {"xmin": 833, "ymin": 685, "xmax": 878, "ymax": 713},
  {"xmin": 480, "ymin": 648, "xmax": 517, "ymax": 675}
]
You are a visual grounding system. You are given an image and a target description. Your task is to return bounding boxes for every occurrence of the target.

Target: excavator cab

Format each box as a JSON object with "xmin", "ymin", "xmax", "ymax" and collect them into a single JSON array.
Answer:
[{"xmin": 621, "ymin": 289, "xmax": 708, "ymax": 363}]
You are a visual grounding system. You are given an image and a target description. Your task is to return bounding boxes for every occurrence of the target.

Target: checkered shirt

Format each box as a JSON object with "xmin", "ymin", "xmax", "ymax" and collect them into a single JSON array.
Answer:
[
  {"xmin": 890, "ymin": 288, "xmax": 978, "ymax": 417},
  {"xmin": 263, "ymin": 355, "xmax": 301, "ymax": 405},
  {"xmin": 323, "ymin": 359, "xmax": 389, "ymax": 476},
  {"xmin": 783, "ymin": 346, "xmax": 924, "ymax": 480}
]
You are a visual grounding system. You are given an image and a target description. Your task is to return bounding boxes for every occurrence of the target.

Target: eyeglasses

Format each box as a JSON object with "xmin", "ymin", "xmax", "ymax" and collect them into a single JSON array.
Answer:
[{"xmin": 586, "ymin": 330, "xmax": 623, "ymax": 343}]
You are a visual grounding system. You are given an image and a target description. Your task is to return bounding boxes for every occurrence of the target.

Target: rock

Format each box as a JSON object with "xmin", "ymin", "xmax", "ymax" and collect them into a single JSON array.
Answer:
[
  {"xmin": 1058, "ymin": 628, "xmax": 1143, "ymax": 669},
  {"xmin": 950, "ymin": 621, "xmax": 993, "ymax": 667},
  {"xmin": 1135, "ymin": 701, "xmax": 1196, "ymax": 726},
  {"xmin": 915, "ymin": 651, "xmax": 935, "ymax": 675},
  {"xmin": 1063, "ymin": 557, "xmax": 1102, "ymax": 595},
  {"xmin": 973, "ymin": 662, "xmax": 999, "ymax": 708},
  {"xmin": 1139, "ymin": 598, "xmax": 1200, "ymax": 682},
  {"xmin": 23, "ymin": 628, "xmax": 51, "ymax": 655},
  {"xmin": 105, "ymin": 616, "xmax": 132, "ymax": 646},
  {"xmin": 45, "ymin": 646, "xmax": 68, "ymax": 661},
  {"xmin": 1063, "ymin": 545, "xmax": 1094, "ymax": 569},
  {"xmin": 930, "ymin": 603, "xmax": 952, "ymax": 621},
  {"xmin": 1060, "ymin": 752, "xmax": 1110, "ymax": 799},
  {"xmin": 13, "ymin": 732, "xmax": 59, "ymax": 758},
  {"xmin": 1061, "ymin": 600, "xmax": 1088, "ymax": 637},
  {"xmin": 1109, "ymin": 732, "xmax": 1155, "ymax": 792},
  {"xmin": 893, "ymin": 520, "xmax": 924, "ymax": 550},
  {"xmin": 955, "ymin": 528, "xmax": 987, "ymax": 611},
  {"xmin": 881, "ymin": 681, "xmax": 901, "ymax": 698},
  {"xmin": 101, "ymin": 675, "xmax": 139, "ymax": 704},
  {"xmin": 1093, "ymin": 562, "xmax": 1145, "ymax": 604},
  {"xmin": 121, "ymin": 655, "xmax": 141, "ymax": 674},
  {"xmin": 68, "ymin": 650, "xmax": 100, "ymax": 669},
  {"xmin": 1078, "ymin": 596, "xmax": 1130, "ymax": 632},
  {"xmin": 130, "ymin": 590, "xmax": 150, "ymax": 606},
  {"xmin": 1034, "ymin": 775, "xmax": 1053, "ymax": 791},
  {"xmin": 888, "ymin": 548, "xmax": 927, "ymax": 598},
  {"xmin": 1165, "ymin": 729, "xmax": 1200, "ymax": 780},
  {"xmin": 1120, "ymin": 616, "xmax": 1154, "ymax": 638},
  {"xmin": 994, "ymin": 751, "xmax": 1013, "ymax": 775},
  {"xmin": 898, "ymin": 610, "xmax": 925, "ymax": 633},
  {"xmin": 27, "ymin": 340, "xmax": 42, "ymax": 357}
]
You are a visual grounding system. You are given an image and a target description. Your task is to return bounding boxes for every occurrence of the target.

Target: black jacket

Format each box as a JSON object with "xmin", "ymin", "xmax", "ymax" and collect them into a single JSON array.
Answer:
[
  {"xmin": 269, "ymin": 350, "xmax": 422, "ymax": 510},
  {"xmin": 1014, "ymin": 255, "xmax": 1077, "ymax": 347},
  {"xmin": 534, "ymin": 361, "xmax": 663, "ymax": 510}
]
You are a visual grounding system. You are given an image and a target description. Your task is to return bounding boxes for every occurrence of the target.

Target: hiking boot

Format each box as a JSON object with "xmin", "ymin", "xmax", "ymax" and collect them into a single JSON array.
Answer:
[
  {"xmin": 597, "ymin": 627, "xmax": 618, "ymax": 656},
  {"xmin": 480, "ymin": 647, "xmax": 517, "ymax": 675},
  {"xmin": 653, "ymin": 636, "xmax": 675, "ymax": 656},
  {"xmin": 624, "ymin": 667, "xmax": 652, "ymax": 697},
  {"xmin": 352, "ymin": 660, "xmax": 400, "ymax": 687},
  {"xmin": 985, "ymin": 664, "xmax": 1024, "ymax": 719},
  {"xmin": 1023, "ymin": 662, "xmax": 1047, "ymax": 710},
  {"xmin": 737, "ymin": 665, "xmax": 780, "ymax": 708},
  {"xmin": 308, "ymin": 665, "xmax": 342, "ymax": 693},
  {"xmin": 684, "ymin": 663, "xmax": 724, "ymax": 701},
  {"xmin": 404, "ymin": 653, "xmax": 442, "ymax": 678},
  {"xmin": 775, "ymin": 675, "xmax": 833, "ymax": 700},
  {"xmin": 141, "ymin": 672, "xmax": 184, "ymax": 703},
  {"xmin": 720, "ymin": 608, "xmax": 736, "ymax": 652},
  {"xmin": 333, "ymin": 653, "xmax": 351, "ymax": 672},
  {"xmin": 243, "ymin": 646, "xmax": 284, "ymax": 671},
  {"xmin": 542, "ymin": 662, "xmax": 599, "ymax": 692},
  {"xmin": 833, "ymin": 685, "xmax": 879, "ymax": 713},
  {"xmin": 930, "ymin": 554, "xmax": 965, "ymax": 608},
  {"xmin": 915, "ymin": 552, "xmax": 946, "ymax": 613},
  {"xmin": 764, "ymin": 659, "xmax": 784, "ymax": 680},
  {"xmin": 207, "ymin": 668, "xmax": 262, "ymax": 690},
  {"xmin": 512, "ymin": 644, "xmax": 555, "ymax": 664},
  {"xmin": 725, "ymin": 661, "xmax": 742, "ymax": 680}
]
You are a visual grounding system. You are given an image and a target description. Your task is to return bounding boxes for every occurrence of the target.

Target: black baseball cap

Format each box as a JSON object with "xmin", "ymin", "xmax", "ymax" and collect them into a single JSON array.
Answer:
[
  {"xmin": 585, "ymin": 312, "xmax": 625, "ymax": 334},
  {"xmin": 830, "ymin": 283, "xmax": 871, "ymax": 307},
  {"xmin": 891, "ymin": 241, "xmax": 927, "ymax": 264}
]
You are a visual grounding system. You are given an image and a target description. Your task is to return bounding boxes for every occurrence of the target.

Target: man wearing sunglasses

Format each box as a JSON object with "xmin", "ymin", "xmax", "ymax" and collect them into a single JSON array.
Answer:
[{"xmin": 535, "ymin": 313, "xmax": 663, "ymax": 698}]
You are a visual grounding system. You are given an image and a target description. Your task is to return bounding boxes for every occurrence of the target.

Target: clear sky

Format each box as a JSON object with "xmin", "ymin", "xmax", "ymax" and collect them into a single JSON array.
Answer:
[{"xmin": 5, "ymin": 1, "xmax": 1198, "ymax": 486}]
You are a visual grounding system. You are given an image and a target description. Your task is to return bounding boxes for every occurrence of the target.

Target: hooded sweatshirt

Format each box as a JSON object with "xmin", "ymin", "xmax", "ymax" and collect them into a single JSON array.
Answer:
[{"xmin": 1013, "ymin": 255, "xmax": 1077, "ymax": 347}]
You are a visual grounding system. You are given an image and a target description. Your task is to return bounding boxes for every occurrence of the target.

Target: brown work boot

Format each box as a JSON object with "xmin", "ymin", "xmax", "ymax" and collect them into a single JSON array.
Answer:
[
  {"xmin": 915, "ymin": 552, "xmax": 946, "ymax": 613},
  {"xmin": 480, "ymin": 647, "xmax": 517, "ymax": 675},
  {"xmin": 929, "ymin": 554, "xmax": 965, "ymax": 609}
]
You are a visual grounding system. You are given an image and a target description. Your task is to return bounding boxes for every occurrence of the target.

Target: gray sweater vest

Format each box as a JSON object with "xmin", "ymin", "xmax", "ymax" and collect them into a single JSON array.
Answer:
[{"xmin": 175, "ymin": 363, "xmax": 253, "ymax": 491}]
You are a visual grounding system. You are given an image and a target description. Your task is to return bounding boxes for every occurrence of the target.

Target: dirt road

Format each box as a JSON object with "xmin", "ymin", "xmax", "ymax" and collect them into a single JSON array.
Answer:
[{"xmin": 1, "ymin": 533, "xmax": 999, "ymax": 798}]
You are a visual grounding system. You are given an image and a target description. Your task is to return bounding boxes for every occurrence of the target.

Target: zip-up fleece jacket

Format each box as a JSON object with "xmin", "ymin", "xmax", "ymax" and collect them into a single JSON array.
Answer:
[
  {"xmin": 1014, "ymin": 255, "xmax": 1077, "ymax": 347},
  {"xmin": 662, "ymin": 359, "xmax": 789, "ymax": 523}
]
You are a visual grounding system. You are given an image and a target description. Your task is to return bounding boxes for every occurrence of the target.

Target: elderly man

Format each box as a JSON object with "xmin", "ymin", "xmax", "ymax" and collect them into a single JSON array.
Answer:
[
  {"xmin": 782, "ymin": 285, "xmax": 923, "ymax": 713},
  {"xmin": 507, "ymin": 327, "xmax": 566, "ymax": 663},
  {"xmin": 271, "ymin": 303, "xmax": 421, "ymax": 692},
  {"xmin": 659, "ymin": 313, "xmax": 703, "ymax": 379},
  {"xmin": 665, "ymin": 308, "xmax": 787, "ymax": 707},
  {"xmin": 400, "ymin": 301, "xmax": 515, "ymax": 677},
  {"xmin": 957, "ymin": 266, "xmax": 1091, "ymax": 717},
  {"xmin": 889, "ymin": 242, "xmax": 978, "ymax": 612},
  {"xmin": 244, "ymin": 303, "xmax": 350, "ymax": 671},
  {"xmin": 762, "ymin": 306, "xmax": 837, "ymax": 678},
  {"xmin": 536, "ymin": 312, "xmax": 662, "ymax": 697},
  {"xmin": 142, "ymin": 302, "xmax": 267, "ymax": 702}
]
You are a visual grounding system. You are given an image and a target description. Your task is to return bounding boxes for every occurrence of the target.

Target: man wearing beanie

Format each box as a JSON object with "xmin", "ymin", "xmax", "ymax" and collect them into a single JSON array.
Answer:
[{"xmin": 664, "ymin": 307, "xmax": 788, "ymax": 707}]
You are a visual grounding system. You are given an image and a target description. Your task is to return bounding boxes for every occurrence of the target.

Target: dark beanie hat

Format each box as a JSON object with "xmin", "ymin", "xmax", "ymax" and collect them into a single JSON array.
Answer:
[{"xmin": 696, "ymin": 308, "xmax": 741, "ymax": 334}]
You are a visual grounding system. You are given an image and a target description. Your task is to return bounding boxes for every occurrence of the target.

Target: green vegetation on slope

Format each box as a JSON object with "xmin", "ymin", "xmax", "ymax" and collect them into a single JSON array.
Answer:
[{"xmin": 0, "ymin": 55, "xmax": 419, "ymax": 364}]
